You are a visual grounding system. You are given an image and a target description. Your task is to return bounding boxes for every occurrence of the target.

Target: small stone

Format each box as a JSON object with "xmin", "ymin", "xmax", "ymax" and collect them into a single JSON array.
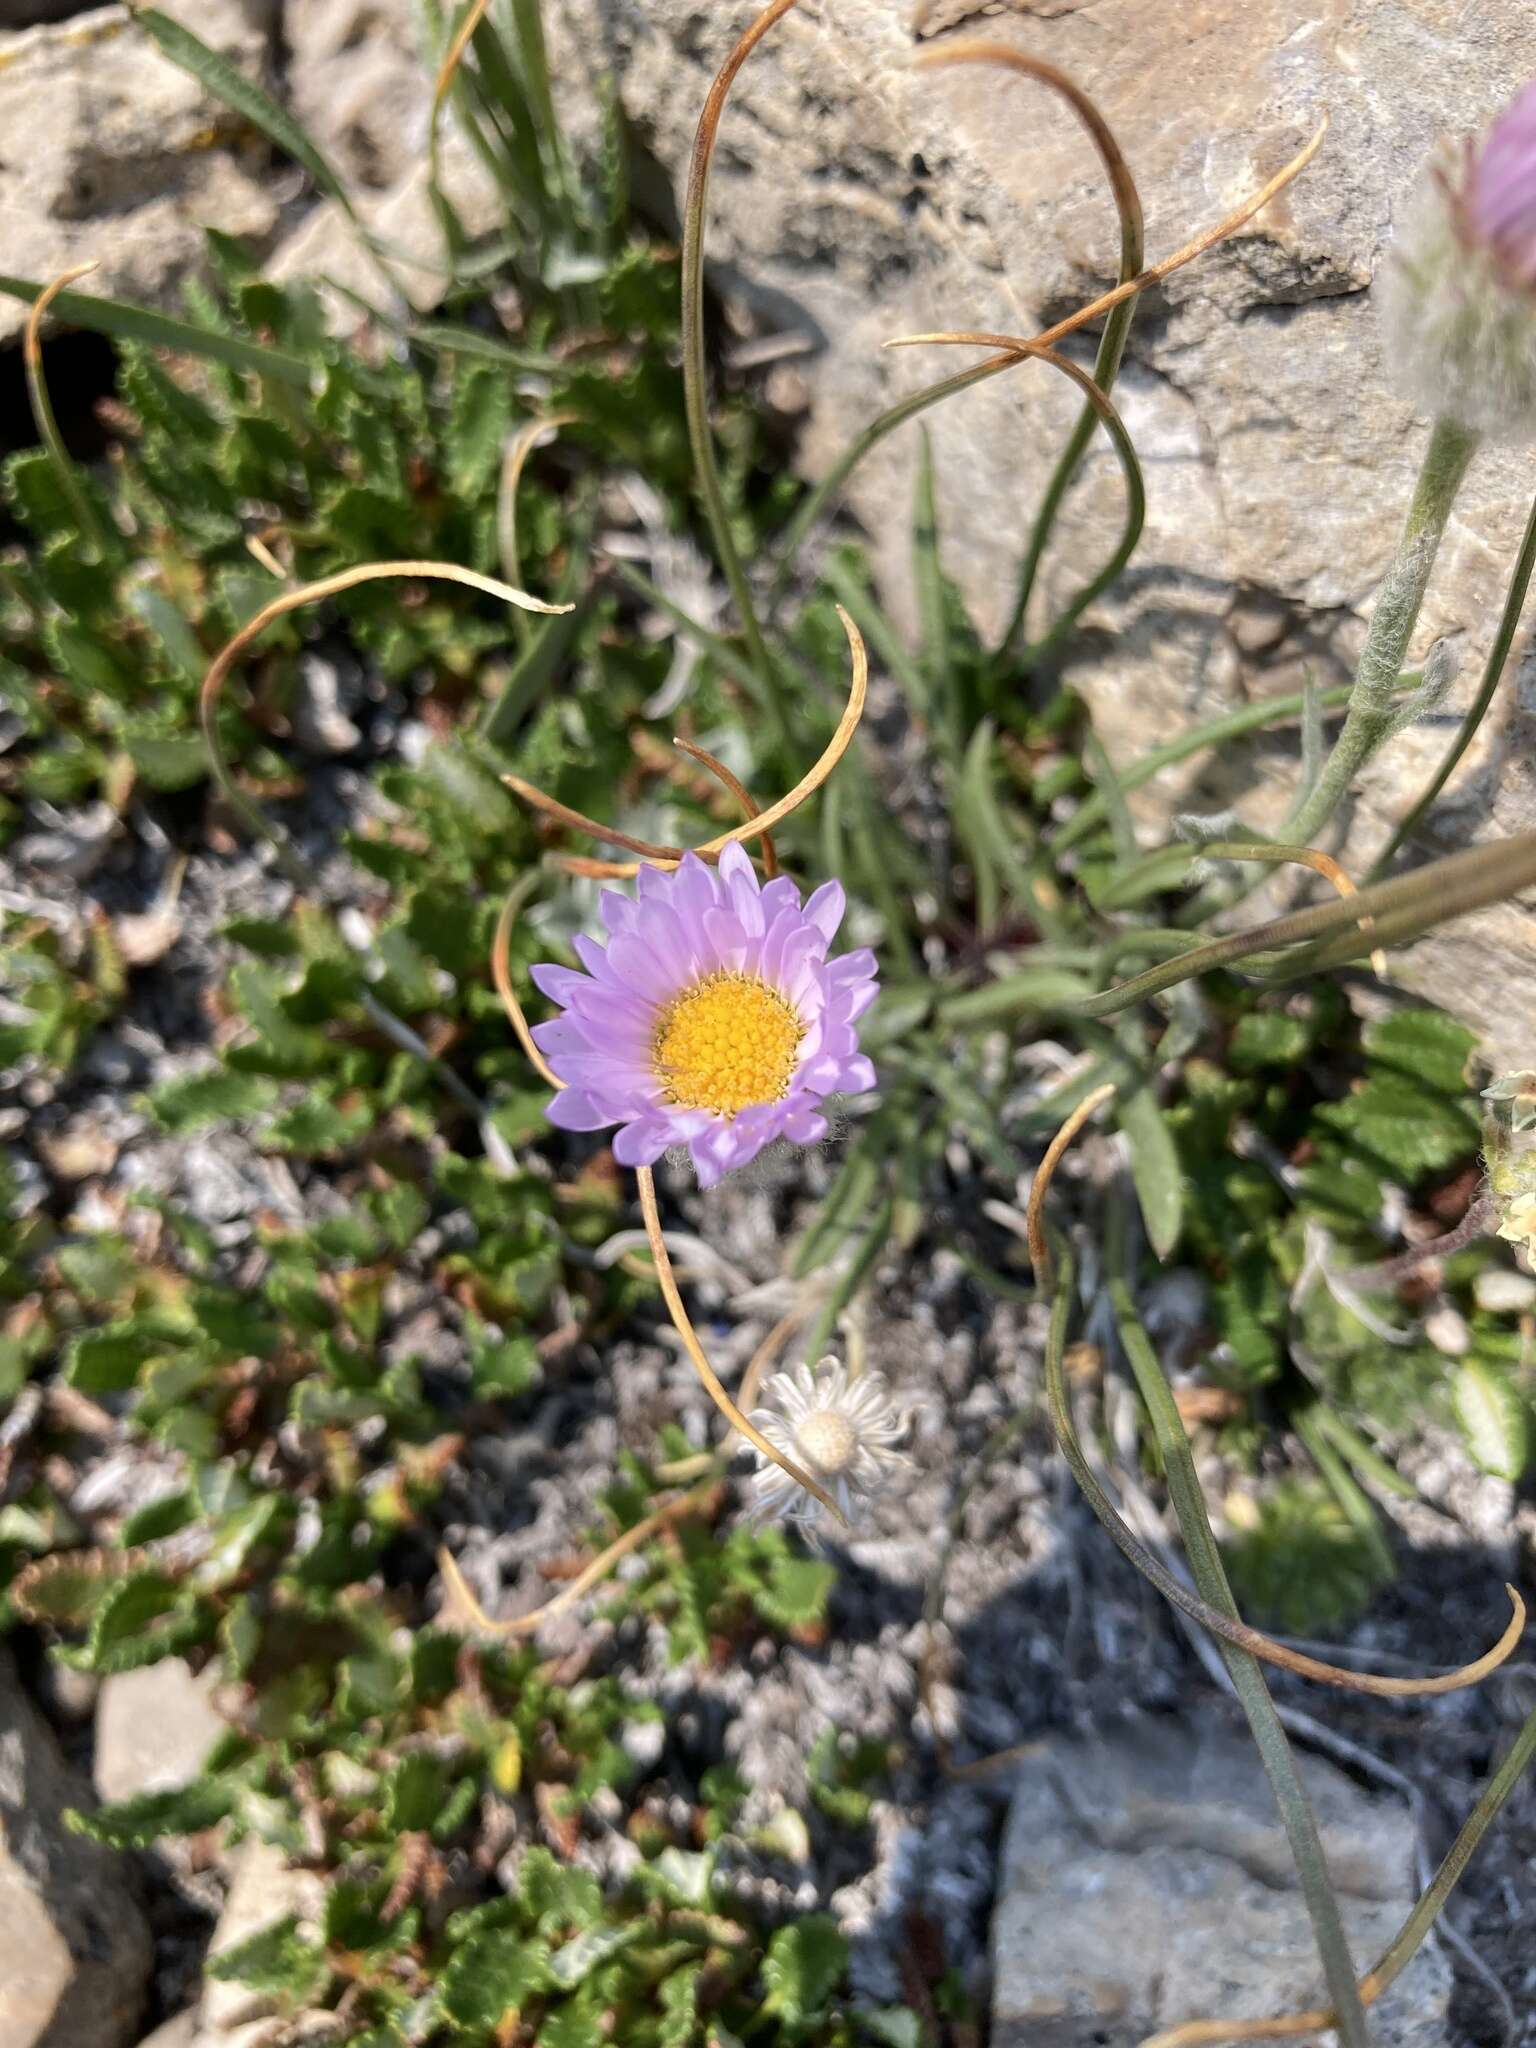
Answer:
[
  {"xmin": 0, "ymin": 1650, "xmax": 153, "ymax": 2048},
  {"xmin": 992, "ymin": 1722, "xmax": 1450, "ymax": 2047},
  {"xmin": 1424, "ymin": 1303, "xmax": 1472, "ymax": 1356},
  {"xmin": 289, "ymin": 653, "xmax": 361, "ymax": 758},
  {"xmin": 94, "ymin": 1659, "xmax": 226, "ymax": 1807},
  {"xmin": 37, "ymin": 1118, "xmax": 120, "ymax": 1182},
  {"xmin": 1474, "ymin": 1267, "xmax": 1536, "ymax": 1313}
]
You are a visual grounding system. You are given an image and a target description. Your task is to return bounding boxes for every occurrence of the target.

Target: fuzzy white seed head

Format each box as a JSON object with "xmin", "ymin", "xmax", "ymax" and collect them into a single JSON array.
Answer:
[
  {"xmin": 1382, "ymin": 146, "xmax": 1536, "ymax": 440},
  {"xmin": 747, "ymin": 1357, "xmax": 912, "ymax": 1536}
]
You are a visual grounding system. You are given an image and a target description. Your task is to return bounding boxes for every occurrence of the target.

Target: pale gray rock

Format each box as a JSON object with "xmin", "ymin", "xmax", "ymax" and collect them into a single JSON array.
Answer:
[
  {"xmin": 991, "ymin": 1719, "xmax": 1450, "ymax": 2048},
  {"xmin": 0, "ymin": 0, "xmax": 281, "ymax": 343},
  {"xmin": 0, "ymin": 1651, "xmax": 153, "ymax": 2048},
  {"xmin": 546, "ymin": 0, "xmax": 1536, "ymax": 1072},
  {"xmin": 93, "ymin": 1659, "xmax": 226, "ymax": 1807}
]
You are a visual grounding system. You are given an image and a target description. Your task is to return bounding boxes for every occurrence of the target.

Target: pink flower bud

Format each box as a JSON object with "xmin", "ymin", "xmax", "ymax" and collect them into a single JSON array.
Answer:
[{"xmin": 1468, "ymin": 78, "xmax": 1536, "ymax": 290}]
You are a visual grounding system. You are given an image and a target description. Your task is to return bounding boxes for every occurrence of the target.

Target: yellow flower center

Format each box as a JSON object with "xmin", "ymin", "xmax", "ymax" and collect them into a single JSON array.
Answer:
[{"xmin": 653, "ymin": 972, "xmax": 804, "ymax": 1118}]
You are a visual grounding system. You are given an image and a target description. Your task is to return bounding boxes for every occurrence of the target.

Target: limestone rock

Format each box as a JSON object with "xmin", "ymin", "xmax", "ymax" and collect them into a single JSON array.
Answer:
[
  {"xmin": 201, "ymin": 1836, "xmax": 325, "ymax": 2035},
  {"xmin": 991, "ymin": 1720, "xmax": 1449, "ymax": 2048},
  {"xmin": 265, "ymin": 0, "xmax": 502, "ymax": 315},
  {"xmin": 94, "ymin": 1658, "xmax": 226, "ymax": 1807},
  {"xmin": 0, "ymin": 0, "xmax": 281, "ymax": 343},
  {"xmin": 0, "ymin": 1650, "xmax": 153, "ymax": 2048},
  {"xmin": 548, "ymin": 0, "xmax": 1536, "ymax": 1071}
]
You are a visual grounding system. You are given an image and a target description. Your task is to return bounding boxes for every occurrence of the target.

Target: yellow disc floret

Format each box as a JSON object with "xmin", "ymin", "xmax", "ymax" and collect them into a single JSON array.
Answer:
[{"xmin": 653, "ymin": 972, "xmax": 804, "ymax": 1117}]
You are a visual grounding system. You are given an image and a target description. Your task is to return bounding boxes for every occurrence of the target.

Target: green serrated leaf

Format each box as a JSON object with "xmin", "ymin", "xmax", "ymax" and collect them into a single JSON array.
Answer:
[
  {"xmin": 440, "ymin": 1932, "xmax": 554, "ymax": 2029},
  {"xmin": 207, "ymin": 1912, "xmax": 330, "ymax": 2008},
  {"xmin": 148, "ymin": 1068, "xmax": 280, "ymax": 1134},
  {"xmin": 68, "ymin": 1775, "xmax": 236, "ymax": 1850},
  {"xmin": 761, "ymin": 1916, "xmax": 848, "ymax": 2031}
]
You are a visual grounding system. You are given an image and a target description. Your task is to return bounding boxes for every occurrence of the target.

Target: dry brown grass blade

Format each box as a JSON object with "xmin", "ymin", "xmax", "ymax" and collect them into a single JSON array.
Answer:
[
  {"xmin": 500, "ymin": 781, "xmax": 684, "ymax": 863},
  {"xmin": 437, "ymin": 1479, "xmax": 721, "ymax": 1637},
  {"xmin": 23, "ymin": 261, "xmax": 97, "ymax": 370},
  {"xmin": 884, "ymin": 118, "xmax": 1328, "ymax": 360},
  {"xmin": 637, "ymin": 1166, "xmax": 845, "ymax": 1523},
  {"xmin": 503, "ymin": 605, "xmax": 868, "ymax": 873},
  {"xmin": 199, "ymin": 559, "xmax": 569, "ymax": 789},
  {"xmin": 914, "ymin": 41, "xmax": 1141, "ymax": 252},
  {"xmin": 1027, "ymin": 1081, "xmax": 1117, "ymax": 1276},
  {"xmin": 491, "ymin": 886, "xmax": 561, "ymax": 1091},
  {"xmin": 1202, "ymin": 840, "xmax": 1387, "ymax": 979},
  {"xmin": 431, "ymin": 0, "xmax": 494, "ymax": 135},
  {"xmin": 498, "ymin": 411, "xmax": 581, "ymax": 595},
  {"xmin": 672, "ymin": 737, "xmax": 780, "ymax": 877},
  {"xmin": 1029, "ymin": 1089, "xmax": 1529, "ymax": 1697}
]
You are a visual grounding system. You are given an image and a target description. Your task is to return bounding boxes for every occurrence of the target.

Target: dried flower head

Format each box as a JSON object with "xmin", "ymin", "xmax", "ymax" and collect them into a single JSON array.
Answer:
[
  {"xmin": 1383, "ymin": 78, "xmax": 1536, "ymax": 437},
  {"xmin": 747, "ymin": 1357, "xmax": 911, "ymax": 1533},
  {"xmin": 1491, "ymin": 1151, "xmax": 1536, "ymax": 1262},
  {"xmin": 1483, "ymin": 1070, "xmax": 1536, "ymax": 1134},
  {"xmin": 531, "ymin": 842, "xmax": 877, "ymax": 1188}
]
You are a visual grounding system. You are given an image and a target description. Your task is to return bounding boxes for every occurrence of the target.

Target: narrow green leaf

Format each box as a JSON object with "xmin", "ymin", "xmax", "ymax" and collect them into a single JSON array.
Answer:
[
  {"xmin": 136, "ymin": 11, "xmax": 350, "ymax": 209},
  {"xmin": 0, "ymin": 276, "xmax": 313, "ymax": 387},
  {"xmin": 1453, "ymin": 1358, "xmax": 1531, "ymax": 1480},
  {"xmin": 1117, "ymin": 1082, "xmax": 1184, "ymax": 1259}
]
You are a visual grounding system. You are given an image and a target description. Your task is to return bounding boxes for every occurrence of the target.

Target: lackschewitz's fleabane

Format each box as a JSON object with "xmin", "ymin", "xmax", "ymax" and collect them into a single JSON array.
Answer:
[
  {"xmin": 1384, "ymin": 76, "xmax": 1536, "ymax": 437},
  {"xmin": 748, "ymin": 1358, "xmax": 911, "ymax": 1534},
  {"xmin": 531, "ymin": 843, "xmax": 878, "ymax": 1188}
]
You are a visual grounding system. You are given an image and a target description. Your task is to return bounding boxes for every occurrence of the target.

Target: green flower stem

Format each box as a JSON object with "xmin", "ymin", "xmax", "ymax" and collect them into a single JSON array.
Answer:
[
  {"xmin": 681, "ymin": 0, "xmax": 797, "ymax": 748},
  {"xmin": 1374, "ymin": 482, "xmax": 1536, "ymax": 874},
  {"xmin": 1001, "ymin": 289, "xmax": 1139, "ymax": 665},
  {"xmin": 1105, "ymin": 1211, "xmax": 1374, "ymax": 2048},
  {"xmin": 1052, "ymin": 683, "xmax": 1359, "ymax": 856},
  {"xmin": 1285, "ymin": 416, "xmax": 1478, "ymax": 846},
  {"xmin": 768, "ymin": 355, "xmax": 1015, "ymax": 598},
  {"xmin": 1352, "ymin": 1697, "xmax": 1536, "ymax": 2014},
  {"xmin": 1078, "ymin": 823, "xmax": 1536, "ymax": 1016}
]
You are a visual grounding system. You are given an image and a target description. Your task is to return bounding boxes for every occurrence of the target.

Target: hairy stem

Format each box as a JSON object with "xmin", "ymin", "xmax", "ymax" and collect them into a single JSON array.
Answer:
[
  {"xmin": 1285, "ymin": 417, "xmax": 1478, "ymax": 845},
  {"xmin": 1374, "ymin": 482, "xmax": 1536, "ymax": 872}
]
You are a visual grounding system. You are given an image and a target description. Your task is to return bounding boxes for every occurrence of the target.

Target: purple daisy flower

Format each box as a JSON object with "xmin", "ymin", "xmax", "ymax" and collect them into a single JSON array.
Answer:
[
  {"xmin": 1470, "ymin": 78, "xmax": 1536, "ymax": 289},
  {"xmin": 529, "ymin": 842, "xmax": 878, "ymax": 1188}
]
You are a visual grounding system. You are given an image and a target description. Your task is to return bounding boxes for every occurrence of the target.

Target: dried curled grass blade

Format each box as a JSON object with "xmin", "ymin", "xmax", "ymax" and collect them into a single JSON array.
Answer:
[
  {"xmin": 681, "ymin": 0, "xmax": 800, "ymax": 733},
  {"xmin": 491, "ymin": 883, "xmax": 560, "ymax": 1090},
  {"xmin": 673, "ymin": 736, "xmax": 779, "ymax": 877},
  {"xmin": 1200, "ymin": 840, "xmax": 1387, "ymax": 979},
  {"xmin": 915, "ymin": 41, "xmax": 1141, "ymax": 253},
  {"xmin": 431, "ymin": 0, "xmax": 494, "ymax": 140},
  {"xmin": 503, "ymin": 605, "xmax": 867, "ymax": 871},
  {"xmin": 437, "ymin": 1479, "xmax": 721, "ymax": 1637},
  {"xmin": 1030, "ymin": 1088, "xmax": 1527, "ymax": 1697},
  {"xmin": 26, "ymin": 262, "xmax": 109, "ymax": 558},
  {"xmin": 637, "ymin": 1166, "xmax": 845, "ymax": 1524},
  {"xmin": 498, "ymin": 410, "xmax": 581, "ymax": 602},
  {"xmin": 500, "ymin": 781, "xmax": 684, "ymax": 863},
  {"xmin": 199, "ymin": 559, "xmax": 570, "ymax": 826},
  {"xmin": 1026, "ymin": 1081, "xmax": 1116, "ymax": 1276},
  {"xmin": 884, "ymin": 119, "xmax": 1327, "ymax": 360}
]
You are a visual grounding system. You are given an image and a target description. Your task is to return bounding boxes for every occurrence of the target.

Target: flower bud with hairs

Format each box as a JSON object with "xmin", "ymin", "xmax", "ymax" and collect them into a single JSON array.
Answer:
[{"xmin": 1384, "ymin": 78, "xmax": 1536, "ymax": 437}]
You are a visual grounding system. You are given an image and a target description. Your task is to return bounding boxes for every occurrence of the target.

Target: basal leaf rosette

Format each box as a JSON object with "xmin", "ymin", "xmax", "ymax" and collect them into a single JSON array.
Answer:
[{"xmin": 531, "ymin": 842, "xmax": 877, "ymax": 1188}]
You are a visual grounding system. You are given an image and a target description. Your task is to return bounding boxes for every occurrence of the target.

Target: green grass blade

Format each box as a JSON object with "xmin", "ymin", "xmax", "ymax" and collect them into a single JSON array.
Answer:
[{"xmin": 0, "ymin": 276, "xmax": 313, "ymax": 387}]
